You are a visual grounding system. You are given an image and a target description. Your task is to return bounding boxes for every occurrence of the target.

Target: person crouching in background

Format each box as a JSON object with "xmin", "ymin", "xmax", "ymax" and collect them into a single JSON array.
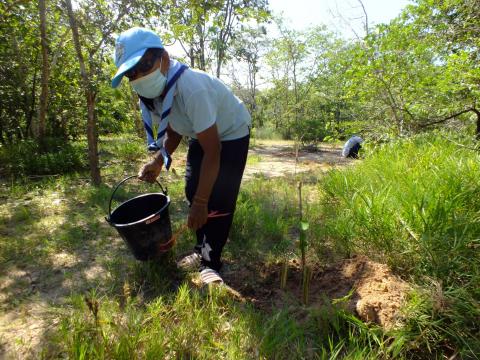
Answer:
[{"xmin": 342, "ymin": 135, "xmax": 363, "ymax": 159}]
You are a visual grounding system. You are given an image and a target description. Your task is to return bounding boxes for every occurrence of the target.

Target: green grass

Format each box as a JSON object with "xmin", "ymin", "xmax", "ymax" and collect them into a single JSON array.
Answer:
[
  {"xmin": 252, "ymin": 126, "xmax": 284, "ymax": 141},
  {"xmin": 317, "ymin": 132, "xmax": 480, "ymax": 357},
  {"xmin": 50, "ymin": 273, "xmax": 413, "ymax": 360},
  {"xmin": 0, "ymin": 137, "xmax": 89, "ymax": 176},
  {"xmin": 246, "ymin": 153, "xmax": 261, "ymax": 165},
  {"xmin": 1, "ymin": 132, "xmax": 479, "ymax": 359}
]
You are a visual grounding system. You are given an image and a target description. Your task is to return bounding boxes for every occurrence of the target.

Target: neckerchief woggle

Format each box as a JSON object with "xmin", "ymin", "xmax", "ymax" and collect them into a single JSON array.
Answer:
[{"xmin": 141, "ymin": 60, "xmax": 188, "ymax": 170}]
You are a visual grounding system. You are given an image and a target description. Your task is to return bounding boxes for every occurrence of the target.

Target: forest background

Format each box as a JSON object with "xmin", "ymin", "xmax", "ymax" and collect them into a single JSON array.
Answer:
[
  {"xmin": 1, "ymin": 0, "xmax": 479, "ymax": 182},
  {"xmin": 0, "ymin": 0, "xmax": 479, "ymax": 359}
]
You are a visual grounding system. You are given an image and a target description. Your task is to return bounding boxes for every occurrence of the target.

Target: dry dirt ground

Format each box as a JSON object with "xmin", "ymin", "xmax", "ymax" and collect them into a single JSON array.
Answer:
[
  {"xmin": 0, "ymin": 141, "xmax": 409, "ymax": 358},
  {"xmin": 221, "ymin": 255, "xmax": 411, "ymax": 330},
  {"xmin": 243, "ymin": 140, "xmax": 351, "ymax": 179}
]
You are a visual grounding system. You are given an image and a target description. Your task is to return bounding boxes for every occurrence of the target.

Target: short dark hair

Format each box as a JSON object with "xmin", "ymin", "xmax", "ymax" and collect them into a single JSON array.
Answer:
[
  {"xmin": 124, "ymin": 47, "xmax": 164, "ymax": 79},
  {"xmin": 144, "ymin": 47, "xmax": 164, "ymax": 58}
]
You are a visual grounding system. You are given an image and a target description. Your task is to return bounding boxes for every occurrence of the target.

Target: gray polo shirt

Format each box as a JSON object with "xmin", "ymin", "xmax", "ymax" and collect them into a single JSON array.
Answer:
[{"xmin": 144, "ymin": 66, "xmax": 251, "ymax": 141}]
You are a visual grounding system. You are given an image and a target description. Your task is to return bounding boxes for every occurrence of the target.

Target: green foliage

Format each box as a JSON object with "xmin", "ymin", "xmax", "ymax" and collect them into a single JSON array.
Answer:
[
  {"xmin": 293, "ymin": 118, "xmax": 329, "ymax": 145},
  {"xmin": 109, "ymin": 136, "xmax": 146, "ymax": 161},
  {"xmin": 1, "ymin": 161, "xmax": 400, "ymax": 359},
  {"xmin": 162, "ymin": 0, "xmax": 270, "ymax": 74},
  {"xmin": 96, "ymin": 81, "xmax": 139, "ymax": 136},
  {"xmin": 0, "ymin": 1, "xmax": 41, "ymax": 142},
  {"xmin": 1, "ymin": 0, "xmax": 480, "ymax": 355},
  {"xmin": 254, "ymin": 0, "xmax": 480, "ymax": 142},
  {"xmin": 252, "ymin": 125, "xmax": 283, "ymax": 140},
  {"xmin": 2, "ymin": 132, "xmax": 480, "ymax": 358},
  {"xmin": 231, "ymin": 178, "xmax": 297, "ymax": 258},
  {"xmin": 0, "ymin": 137, "xmax": 88, "ymax": 176},
  {"xmin": 259, "ymin": 24, "xmax": 366, "ymax": 143},
  {"xmin": 318, "ymin": 132, "xmax": 480, "ymax": 356}
]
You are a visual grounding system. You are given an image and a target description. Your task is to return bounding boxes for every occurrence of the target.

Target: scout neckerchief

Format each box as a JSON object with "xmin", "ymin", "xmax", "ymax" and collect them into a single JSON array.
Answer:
[{"xmin": 140, "ymin": 59, "xmax": 188, "ymax": 170}]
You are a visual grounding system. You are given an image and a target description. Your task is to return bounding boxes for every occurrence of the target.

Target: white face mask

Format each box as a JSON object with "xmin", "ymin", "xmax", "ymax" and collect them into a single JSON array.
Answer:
[{"xmin": 130, "ymin": 62, "xmax": 166, "ymax": 99}]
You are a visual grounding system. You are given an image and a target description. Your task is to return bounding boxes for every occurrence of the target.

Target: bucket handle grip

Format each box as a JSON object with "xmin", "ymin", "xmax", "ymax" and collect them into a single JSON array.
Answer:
[{"xmin": 108, "ymin": 175, "xmax": 168, "ymax": 219}]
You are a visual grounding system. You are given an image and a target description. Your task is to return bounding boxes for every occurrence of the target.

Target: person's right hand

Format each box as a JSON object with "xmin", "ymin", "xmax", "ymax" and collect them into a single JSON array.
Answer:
[{"xmin": 138, "ymin": 157, "xmax": 163, "ymax": 183}]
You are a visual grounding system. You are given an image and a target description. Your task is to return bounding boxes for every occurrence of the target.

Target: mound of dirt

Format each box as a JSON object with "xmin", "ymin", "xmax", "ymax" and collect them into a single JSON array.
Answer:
[
  {"xmin": 223, "ymin": 255, "xmax": 411, "ymax": 330},
  {"xmin": 312, "ymin": 255, "xmax": 411, "ymax": 329}
]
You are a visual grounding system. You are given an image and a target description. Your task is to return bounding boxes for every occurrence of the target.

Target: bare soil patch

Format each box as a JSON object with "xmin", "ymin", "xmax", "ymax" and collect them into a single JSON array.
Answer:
[
  {"xmin": 222, "ymin": 255, "xmax": 410, "ymax": 330},
  {"xmin": 243, "ymin": 142, "xmax": 351, "ymax": 180}
]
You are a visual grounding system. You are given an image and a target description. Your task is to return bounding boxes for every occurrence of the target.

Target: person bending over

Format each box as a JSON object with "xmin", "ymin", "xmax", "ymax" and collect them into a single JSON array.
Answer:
[
  {"xmin": 342, "ymin": 135, "xmax": 363, "ymax": 159},
  {"xmin": 111, "ymin": 27, "xmax": 251, "ymax": 285}
]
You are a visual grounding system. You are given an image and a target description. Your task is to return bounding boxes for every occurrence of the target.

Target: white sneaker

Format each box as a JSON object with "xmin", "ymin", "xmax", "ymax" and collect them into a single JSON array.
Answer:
[
  {"xmin": 177, "ymin": 253, "xmax": 202, "ymax": 271},
  {"xmin": 200, "ymin": 267, "xmax": 224, "ymax": 285}
]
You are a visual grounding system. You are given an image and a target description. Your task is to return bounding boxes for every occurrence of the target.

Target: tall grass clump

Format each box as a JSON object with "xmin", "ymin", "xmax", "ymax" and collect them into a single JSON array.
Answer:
[
  {"xmin": 318, "ymin": 132, "xmax": 480, "ymax": 357},
  {"xmin": 52, "ymin": 286, "xmax": 263, "ymax": 359},
  {"xmin": 231, "ymin": 177, "xmax": 299, "ymax": 260},
  {"xmin": 108, "ymin": 135, "xmax": 146, "ymax": 161}
]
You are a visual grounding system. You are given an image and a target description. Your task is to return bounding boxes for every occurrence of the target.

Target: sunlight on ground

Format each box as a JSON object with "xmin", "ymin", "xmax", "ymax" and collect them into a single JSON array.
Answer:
[
  {"xmin": 244, "ymin": 142, "xmax": 350, "ymax": 180},
  {"xmin": 1, "ymin": 140, "xmax": 351, "ymax": 358}
]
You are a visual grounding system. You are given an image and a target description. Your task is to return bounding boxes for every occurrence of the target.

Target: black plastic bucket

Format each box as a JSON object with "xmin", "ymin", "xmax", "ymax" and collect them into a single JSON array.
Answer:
[{"xmin": 106, "ymin": 175, "xmax": 173, "ymax": 261}]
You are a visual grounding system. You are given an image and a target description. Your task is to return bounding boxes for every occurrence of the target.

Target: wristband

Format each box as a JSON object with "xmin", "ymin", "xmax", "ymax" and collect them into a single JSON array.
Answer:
[
  {"xmin": 193, "ymin": 195, "xmax": 208, "ymax": 204},
  {"xmin": 192, "ymin": 201, "xmax": 207, "ymax": 207}
]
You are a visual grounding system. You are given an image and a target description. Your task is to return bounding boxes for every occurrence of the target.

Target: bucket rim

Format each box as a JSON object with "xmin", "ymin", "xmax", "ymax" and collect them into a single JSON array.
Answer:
[{"xmin": 108, "ymin": 192, "xmax": 170, "ymax": 228}]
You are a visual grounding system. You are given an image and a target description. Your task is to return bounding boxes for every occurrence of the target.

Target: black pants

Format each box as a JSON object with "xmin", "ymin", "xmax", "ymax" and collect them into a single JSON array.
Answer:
[
  {"xmin": 348, "ymin": 143, "xmax": 361, "ymax": 158},
  {"xmin": 185, "ymin": 133, "xmax": 250, "ymax": 271}
]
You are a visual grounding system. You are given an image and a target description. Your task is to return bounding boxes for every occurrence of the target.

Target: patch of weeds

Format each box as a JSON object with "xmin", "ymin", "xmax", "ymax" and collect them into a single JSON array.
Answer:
[
  {"xmin": 48, "ymin": 282, "xmax": 417, "ymax": 359},
  {"xmin": 112, "ymin": 139, "xmax": 145, "ymax": 162},
  {"xmin": 9, "ymin": 205, "xmax": 33, "ymax": 223},
  {"xmin": 50, "ymin": 285, "xmax": 255, "ymax": 359},
  {"xmin": 246, "ymin": 154, "xmax": 261, "ymax": 165},
  {"xmin": 0, "ymin": 138, "xmax": 88, "ymax": 177}
]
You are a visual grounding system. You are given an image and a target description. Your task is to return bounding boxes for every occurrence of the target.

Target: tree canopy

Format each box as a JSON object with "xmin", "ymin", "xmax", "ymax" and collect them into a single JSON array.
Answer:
[{"xmin": 0, "ymin": 0, "xmax": 479, "ymax": 181}]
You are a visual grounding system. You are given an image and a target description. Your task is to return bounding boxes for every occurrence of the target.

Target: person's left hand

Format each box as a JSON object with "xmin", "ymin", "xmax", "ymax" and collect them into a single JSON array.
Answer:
[{"xmin": 188, "ymin": 202, "xmax": 208, "ymax": 230}]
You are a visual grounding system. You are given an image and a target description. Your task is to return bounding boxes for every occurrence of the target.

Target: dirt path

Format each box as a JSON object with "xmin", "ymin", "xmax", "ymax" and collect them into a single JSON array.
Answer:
[{"xmin": 244, "ymin": 141, "xmax": 351, "ymax": 180}]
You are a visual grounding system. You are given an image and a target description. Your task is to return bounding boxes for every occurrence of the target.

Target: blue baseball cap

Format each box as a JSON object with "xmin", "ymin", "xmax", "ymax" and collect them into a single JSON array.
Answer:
[{"xmin": 111, "ymin": 27, "xmax": 164, "ymax": 88}]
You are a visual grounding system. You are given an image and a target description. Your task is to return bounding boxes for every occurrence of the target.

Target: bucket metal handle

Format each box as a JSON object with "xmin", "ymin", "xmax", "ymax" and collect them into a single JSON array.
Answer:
[{"xmin": 108, "ymin": 175, "xmax": 168, "ymax": 219}]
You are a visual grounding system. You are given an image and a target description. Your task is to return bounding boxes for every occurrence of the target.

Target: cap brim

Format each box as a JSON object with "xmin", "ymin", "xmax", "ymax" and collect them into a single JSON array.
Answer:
[{"xmin": 111, "ymin": 48, "xmax": 147, "ymax": 88}]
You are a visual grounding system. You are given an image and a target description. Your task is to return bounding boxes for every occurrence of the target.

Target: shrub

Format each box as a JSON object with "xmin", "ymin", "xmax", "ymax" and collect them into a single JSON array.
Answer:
[
  {"xmin": 0, "ymin": 137, "xmax": 88, "ymax": 176},
  {"xmin": 112, "ymin": 139, "xmax": 145, "ymax": 161},
  {"xmin": 252, "ymin": 126, "xmax": 284, "ymax": 140},
  {"xmin": 292, "ymin": 118, "xmax": 329, "ymax": 146}
]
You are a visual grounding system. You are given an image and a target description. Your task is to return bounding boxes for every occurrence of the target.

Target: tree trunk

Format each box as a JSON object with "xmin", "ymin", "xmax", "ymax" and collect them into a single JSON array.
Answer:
[
  {"xmin": 130, "ymin": 90, "xmax": 145, "ymax": 139},
  {"xmin": 0, "ymin": 111, "xmax": 4, "ymax": 143},
  {"xmin": 216, "ymin": 48, "xmax": 222, "ymax": 78},
  {"xmin": 61, "ymin": 113, "xmax": 68, "ymax": 141},
  {"xmin": 189, "ymin": 47, "xmax": 194, "ymax": 68},
  {"xmin": 216, "ymin": 0, "xmax": 234, "ymax": 79},
  {"xmin": 86, "ymin": 90, "xmax": 101, "ymax": 184},
  {"xmin": 65, "ymin": 0, "xmax": 101, "ymax": 185},
  {"xmin": 26, "ymin": 51, "xmax": 39, "ymax": 138},
  {"xmin": 474, "ymin": 108, "xmax": 480, "ymax": 140},
  {"xmin": 37, "ymin": 0, "xmax": 49, "ymax": 141},
  {"xmin": 293, "ymin": 60, "xmax": 299, "ymax": 124},
  {"xmin": 197, "ymin": 22, "xmax": 206, "ymax": 71}
]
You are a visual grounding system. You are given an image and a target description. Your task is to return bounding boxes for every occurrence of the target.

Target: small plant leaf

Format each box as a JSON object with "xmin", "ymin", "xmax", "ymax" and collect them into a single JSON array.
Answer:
[{"xmin": 300, "ymin": 221, "xmax": 309, "ymax": 231}]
